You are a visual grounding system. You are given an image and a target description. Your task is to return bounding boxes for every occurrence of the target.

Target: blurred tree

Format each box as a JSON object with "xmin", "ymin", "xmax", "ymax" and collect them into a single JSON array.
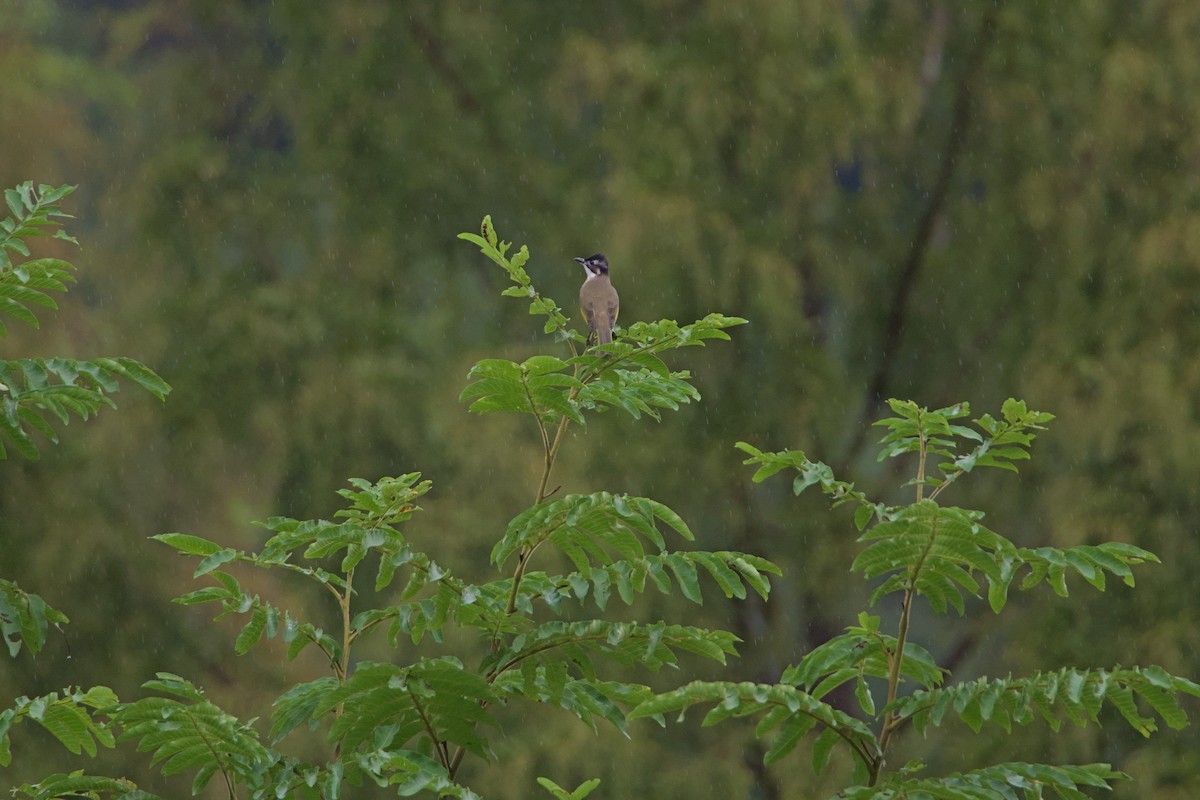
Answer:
[{"xmin": 2, "ymin": 0, "xmax": 1199, "ymax": 796}]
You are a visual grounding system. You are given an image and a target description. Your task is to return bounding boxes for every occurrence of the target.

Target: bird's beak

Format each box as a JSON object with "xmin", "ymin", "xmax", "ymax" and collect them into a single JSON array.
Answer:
[{"xmin": 573, "ymin": 257, "xmax": 585, "ymax": 264}]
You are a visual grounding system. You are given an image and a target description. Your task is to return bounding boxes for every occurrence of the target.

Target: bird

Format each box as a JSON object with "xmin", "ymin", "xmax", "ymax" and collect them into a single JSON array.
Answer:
[{"xmin": 574, "ymin": 253, "xmax": 619, "ymax": 346}]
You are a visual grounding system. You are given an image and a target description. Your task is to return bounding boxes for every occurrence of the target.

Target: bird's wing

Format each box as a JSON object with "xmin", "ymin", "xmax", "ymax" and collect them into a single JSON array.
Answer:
[{"xmin": 583, "ymin": 302, "xmax": 599, "ymax": 332}]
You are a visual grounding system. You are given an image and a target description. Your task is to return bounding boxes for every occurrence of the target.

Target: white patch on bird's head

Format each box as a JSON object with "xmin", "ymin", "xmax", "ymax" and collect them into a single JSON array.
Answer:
[{"xmin": 574, "ymin": 253, "xmax": 609, "ymax": 277}]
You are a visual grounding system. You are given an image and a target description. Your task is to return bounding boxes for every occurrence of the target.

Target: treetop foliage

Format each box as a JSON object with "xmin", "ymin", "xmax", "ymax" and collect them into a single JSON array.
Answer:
[
  {"xmin": 631, "ymin": 399, "xmax": 1198, "ymax": 797},
  {"xmin": 0, "ymin": 181, "xmax": 169, "ymax": 462},
  {"xmin": 6, "ymin": 2, "xmax": 1200, "ymax": 793},
  {"xmin": 4, "ymin": 217, "xmax": 777, "ymax": 799}
]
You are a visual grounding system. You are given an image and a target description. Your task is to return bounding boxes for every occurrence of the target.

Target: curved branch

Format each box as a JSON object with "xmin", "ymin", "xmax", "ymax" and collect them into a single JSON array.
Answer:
[
  {"xmin": 850, "ymin": 7, "xmax": 1001, "ymax": 450},
  {"xmin": 407, "ymin": 13, "xmax": 480, "ymax": 116}
]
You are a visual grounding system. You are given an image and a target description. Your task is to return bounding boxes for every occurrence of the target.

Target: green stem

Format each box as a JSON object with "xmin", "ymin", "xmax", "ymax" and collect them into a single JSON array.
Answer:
[
  {"xmin": 874, "ymin": 590, "xmax": 914, "ymax": 771},
  {"xmin": 187, "ymin": 711, "xmax": 237, "ymax": 799},
  {"xmin": 410, "ymin": 685, "xmax": 451, "ymax": 770},
  {"xmin": 339, "ymin": 570, "xmax": 353, "ymax": 680},
  {"xmin": 870, "ymin": 416, "xmax": 930, "ymax": 785},
  {"xmin": 332, "ymin": 568, "xmax": 354, "ymax": 762},
  {"xmin": 462, "ymin": 374, "xmax": 584, "ymax": 781},
  {"xmin": 506, "ymin": 388, "xmax": 578, "ymax": 617},
  {"xmin": 915, "ymin": 431, "xmax": 927, "ymax": 502}
]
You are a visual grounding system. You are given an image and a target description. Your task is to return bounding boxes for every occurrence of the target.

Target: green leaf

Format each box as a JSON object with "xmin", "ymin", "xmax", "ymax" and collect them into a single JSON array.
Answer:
[
  {"xmin": 785, "ymin": 625, "xmax": 945, "ymax": 697},
  {"xmin": 491, "ymin": 620, "xmax": 739, "ymax": 676},
  {"xmin": 762, "ymin": 712, "xmax": 817, "ymax": 765},
  {"xmin": 854, "ymin": 675, "xmax": 875, "ymax": 716},
  {"xmin": 11, "ymin": 771, "xmax": 161, "ymax": 800},
  {"xmin": 494, "ymin": 668, "xmax": 650, "ymax": 735},
  {"xmin": 0, "ymin": 355, "xmax": 168, "ymax": 460},
  {"xmin": 891, "ymin": 666, "xmax": 1199, "ymax": 740},
  {"xmin": 853, "ymin": 503, "xmax": 875, "ymax": 531},
  {"xmin": 194, "ymin": 548, "xmax": 239, "ymax": 576},
  {"xmin": 112, "ymin": 674, "xmax": 272, "ymax": 789},
  {"xmin": 92, "ymin": 357, "xmax": 171, "ymax": 401},
  {"xmin": 493, "ymin": 493, "xmax": 694, "ymax": 571},
  {"xmin": 631, "ymin": 680, "xmax": 878, "ymax": 772},
  {"xmin": 270, "ymin": 677, "xmax": 340, "ymax": 743},
  {"xmin": 235, "ymin": 605, "xmax": 268, "ymax": 655},
  {"xmin": 5, "ymin": 189, "xmax": 23, "ymax": 218},
  {"xmin": 1, "ymin": 579, "xmax": 69, "ymax": 657},
  {"xmin": 319, "ymin": 659, "xmax": 498, "ymax": 758},
  {"xmin": 665, "ymin": 554, "xmax": 702, "ymax": 604},
  {"xmin": 811, "ymin": 727, "xmax": 840, "ymax": 775},
  {"xmin": 152, "ymin": 533, "xmax": 223, "ymax": 556},
  {"xmin": 845, "ymin": 761, "xmax": 1125, "ymax": 799}
]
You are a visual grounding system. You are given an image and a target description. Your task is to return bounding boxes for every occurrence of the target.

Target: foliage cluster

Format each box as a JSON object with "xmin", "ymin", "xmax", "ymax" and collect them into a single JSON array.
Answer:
[
  {"xmin": 0, "ymin": 182, "xmax": 167, "ymax": 665},
  {"xmin": 4, "ymin": 212, "xmax": 1197, "ymax": 800},
  {"xmin": 3, "ymin": 218, "xmax": 774, "ymax": 798},
  {"xmin": 635, "ymin": 398, "xmax": 1199, "ymax": 796},
  {"xmin": 9, "ymin": 4, "xmax": 1200, "ymax": 792}
]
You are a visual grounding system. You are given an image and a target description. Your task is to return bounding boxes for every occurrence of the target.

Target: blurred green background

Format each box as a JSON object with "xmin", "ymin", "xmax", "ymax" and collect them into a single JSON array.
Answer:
[{"xmin": 3, "ymin": 1, "xmax": 1199, "ymax": 796}]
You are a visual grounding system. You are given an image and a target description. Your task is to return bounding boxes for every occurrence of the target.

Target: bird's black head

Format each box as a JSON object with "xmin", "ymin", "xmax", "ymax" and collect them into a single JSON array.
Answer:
[{"xmin": 573, "ymin": 253, "xmax": 609, "ymax": 276}]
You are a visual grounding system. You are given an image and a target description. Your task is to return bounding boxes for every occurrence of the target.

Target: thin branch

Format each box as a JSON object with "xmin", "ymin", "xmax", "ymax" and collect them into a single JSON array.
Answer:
[
  {"xmin": 872, "ymin": 513, "xmax": 940, "ymax": 785},
  {"xmin": 339, "ymin": 576, "xmax": 353, "ymax": 681},
  {"xmin": 915, "ymin": 416, "xmax": 928, "ymax": 503},
  {"xmin": 847, "ymin": 6, "xmax": 1000, "ymax": 457},
  {"xmin": 463, "ymin": 331, "xmax": 681, "ymax": 775},
  {"xmin": 409, "ymin": 685, "xmax": 451, "ymax": 770},
  {"xmin": 522, "ymin": 374, "xmax": 553, "ymax": 459},
  {"xmin": 505, "ymin": 393, "xmax": 578, "ymax": 620},
  {"xmin": 332, "ymin": 576, "xmax": 354, "ymax": 762},
  {"xmin": 406, "ymin": 13, "xmax": 480, "ymax": 116},
  {"xmin": 741, "ymin": 741, "xmax": 782, "ymax": 800},
  {"xmin": 449, "ymin": 743, "xmax": 466, "ymax": 779},
  {"xmin": 187, "ymin": 711, "xmax": 236, "ymax": 800},
  {"xmin": 535, "ymin": 413, "xmax": 572, "ymax": 509}
]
